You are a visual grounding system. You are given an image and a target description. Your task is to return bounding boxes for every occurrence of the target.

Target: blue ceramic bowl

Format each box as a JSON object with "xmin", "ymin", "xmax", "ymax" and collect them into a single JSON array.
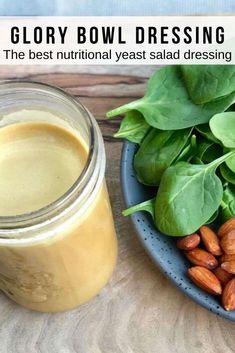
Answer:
[{"xmin": 121, "ymin": 141, "xmax": 235, "ymax": 321}]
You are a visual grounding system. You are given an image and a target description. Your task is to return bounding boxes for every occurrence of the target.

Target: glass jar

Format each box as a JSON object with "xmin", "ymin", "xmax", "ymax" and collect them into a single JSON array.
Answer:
[{"xmin": 0, "ymin": 81, "xmax": 117, "ymax": 312}]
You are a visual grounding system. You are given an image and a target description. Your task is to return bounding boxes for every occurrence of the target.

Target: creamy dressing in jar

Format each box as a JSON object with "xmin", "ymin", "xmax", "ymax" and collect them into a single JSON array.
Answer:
[{"xmin": 0, "ymin": 82, "xmax": 117, "ymax": 312}]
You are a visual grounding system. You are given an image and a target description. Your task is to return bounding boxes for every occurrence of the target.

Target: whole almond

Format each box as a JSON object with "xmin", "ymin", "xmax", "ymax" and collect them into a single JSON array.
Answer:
[
  {"xmin": 220, "ymin": 231, "xmax": 235, "ymax": 254},
  {"xmin": 213, "ymin": 267, "xmax": 233, "ymax": 286},
  {"xmin": 221, "ymin": 261, "xmax": 235, "ymax": 274},
  {"xmin": 188, "ymin": 266, "xmax": 222, "ymax": 295},
  {"xmin": 218, "ymin": 218, "xmax": 235, "ymax": 238},
  {"xmin": 222, "ymin": 278, "xmax": 235, "ymax": 311},
  {"xmin": 185, "ymin": 248, "xmax": 218, "ymax": 269},
  {"xmin": 200, "ymin": 226, "xmax": 222, "ymax": 256},
  {"xmin": 219, "ymin": 254, "xmax": 235, "ymax": 264},
  {"xmin": 177, "ymin": 234, "xmax": 200, "ymax": 251}
]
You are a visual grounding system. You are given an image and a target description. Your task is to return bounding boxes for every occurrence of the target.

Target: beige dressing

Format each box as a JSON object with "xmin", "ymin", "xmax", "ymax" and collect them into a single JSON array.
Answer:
[
  {"xmin": 0, "ymin": 122, "xmax": 87, "ymax": 216},
  {"xmin": 0, "ymin": 119, "xmax": 117, "ymax": 312}
]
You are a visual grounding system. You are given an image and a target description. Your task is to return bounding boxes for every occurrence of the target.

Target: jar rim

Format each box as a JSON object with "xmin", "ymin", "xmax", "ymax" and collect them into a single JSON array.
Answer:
[{"xmin": 0, "ymin": 80, "xmax": 100, "ymax": 231}]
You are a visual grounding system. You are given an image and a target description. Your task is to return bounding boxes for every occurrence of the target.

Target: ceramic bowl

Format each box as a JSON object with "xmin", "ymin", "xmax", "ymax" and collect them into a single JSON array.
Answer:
[{"xmin": 121, "ymin": 140, "xmax": 235, "ymax": 321}]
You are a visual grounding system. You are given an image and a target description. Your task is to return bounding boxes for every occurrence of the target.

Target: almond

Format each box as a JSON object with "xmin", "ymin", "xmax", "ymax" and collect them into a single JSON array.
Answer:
[
  {"xmin": 177, "ymin": 234, "xmax": 200, "ymax": 251},
  {"xmin": 222, "ymin": 278, "xmax": 235, "ymax": 311},
  {"xmin": 200, "ymin": 226, "xmax": 222, "ymax": 256},
  {"xmin": 185, "ymin": 248, "xmax": 218, "ymax": 269},
  {"xmin": 213, "ymin": 267, "xmax": 233, "ymax": 286},
  {"xmin": 218, "ymin": 218, "xmax": 235, "ymax": 238},
  {"xmin": 221, "ymin": 261, "xmax": 235, "ymax": 274},
  {"xmin": 188, "ymin": 266, "xmax": 222, "ymax": 295},
  {"xmin": 220, "ymin": 231, "xmax": 235, "ymax": 254},
  {"xmin": 219, "ymin": 254, "xmax": 235, "ymax": 264}
]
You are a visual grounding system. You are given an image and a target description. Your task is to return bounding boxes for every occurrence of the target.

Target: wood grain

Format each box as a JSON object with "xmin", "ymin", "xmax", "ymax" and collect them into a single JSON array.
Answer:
[{"xmin": 0, "ymin": 65, "xmax": 235, "ymax": 353}]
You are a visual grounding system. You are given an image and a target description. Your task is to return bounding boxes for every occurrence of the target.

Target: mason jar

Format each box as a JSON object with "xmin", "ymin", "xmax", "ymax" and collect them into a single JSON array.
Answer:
[{"xmin": 0, "ymin": 81, "xmax": 117, "ymax": 312}]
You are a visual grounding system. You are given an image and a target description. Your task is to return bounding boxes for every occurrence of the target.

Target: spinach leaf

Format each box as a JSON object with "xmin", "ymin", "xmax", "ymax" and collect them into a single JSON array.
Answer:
[
  {"xmin": 123, "ymin": 194, "xmax": 220, "ymax": 226},
  {"xmin": 226, "ymin": 154, "xmax": 235, "ymax": 173},
  {"xmin": 109, "ymin": 65, "xmax": 235, "ymax": 237},
  {"xmin": 188, "ymin": 136, "xmax": 222, "ymax": 165},
  {"xmin": 174, "ymin": 142, "xmax": 192, "ymax": 163},
  {"xmin": 220, "ymin": 184, "xmax": 235, "ymax": 222},
  {"xmin": 155, "ymin": 152, "xmax": 235, "ymax": 236},
  {"xmin": 195, "ymin": 124, "xmax": 220, "ymax": 144},
  {"xmin": 134, "ymin": 128, "xmax": 191, "ymax": 186},
  {"xmin": 201, "ymin": 144, "xmax": 223, "ymax": 164},
  {"xmin": 220, "ymin": 164, "xmax": 235, "ymax": 185},
  {"xmin": 181, "ymin": 65, "xmax": 235, "ymax": 104},
  {"xmin": 222, "ymin": 147, "xmax": 235, "ymax": 174},
  {"xmin": 210, "ymin": 112, "xmax": 235, "ymax": 148},
  {"xmin": 122, "ymin": 198, "xmax": 155, "ymax": 219},
  {"xmin": 176, "ymin": 135, "xmax": 212, "ymax": 164},
  {"xmin": 191, "ymin": 138, "xmax": 214, "ymax": 164},
  {"xmin": 114, "ymin": 111, "xmax": 150, "ymax": 144},
  {"xmin": 107, "ymin": 66, "xmax": 235, "ymax": 130},
  {"xmin": 123, "ymin": 151, "xmax": 235, "ymax": 236},
  {"xmin": 205, "ymin": 209, "xmax": 219, "ymax": 224}
]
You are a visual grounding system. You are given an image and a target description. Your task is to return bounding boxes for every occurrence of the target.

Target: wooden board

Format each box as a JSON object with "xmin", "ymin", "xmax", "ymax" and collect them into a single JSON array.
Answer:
[{"xmin": 0, "ymin": 65, "xmax": 234, "ymax": 353}]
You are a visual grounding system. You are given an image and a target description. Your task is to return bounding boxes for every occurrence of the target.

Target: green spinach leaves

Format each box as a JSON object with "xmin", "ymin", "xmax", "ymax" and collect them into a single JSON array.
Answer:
[
  {"xmin": 124, "ymin": 153, "xmax": 235, "ymax": 236},
  {"xmin": 210, "ymin": 112, "xmax": 235, "ymax": 148},
  {"xmin": 155, "ymin": 153, "xmax": 234, "ymax": 235},
  {"xmin": 134, "ymin": 128, "xmax": 191, "ymax": 186},
  {"xmin": 107, "ymin": 66, "xmax": 235, "ymax": 130},
  {"xmin": 108, "ymin": 65, "xmax": 235, "ymax": 237},
  {"xmin": 114, "ymin": 111, "xmax": 150, "ymax": 144},
  {"xmin": 221, "ymin": 184, "xmax": 235, "ymax": 222},
  {"xmin": 181, "ymin": 65, "xmax": 235, "ymax": 104}
]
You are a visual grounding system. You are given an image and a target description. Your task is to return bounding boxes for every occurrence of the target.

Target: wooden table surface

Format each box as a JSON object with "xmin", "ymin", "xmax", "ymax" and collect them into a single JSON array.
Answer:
[{"xmin": 0, "ymin": 65, "xmax": 235, "ymax": 353}]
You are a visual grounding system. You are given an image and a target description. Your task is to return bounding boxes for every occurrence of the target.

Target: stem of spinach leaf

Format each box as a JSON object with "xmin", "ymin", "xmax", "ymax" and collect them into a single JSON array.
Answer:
[
  {"xmin": 106, "ymin": 99, "xmax": 143, "ymax": 118},
  {"xmin": 207, "ymin": 150, "xmax": 235, "ymax": 169},
  {"xmin": 220, "ymin": 200, "xmax": 227, "ymax": 209},
  {"xmin": 122, "ymin": 198, "xmax": 155, "ymax": 219}
]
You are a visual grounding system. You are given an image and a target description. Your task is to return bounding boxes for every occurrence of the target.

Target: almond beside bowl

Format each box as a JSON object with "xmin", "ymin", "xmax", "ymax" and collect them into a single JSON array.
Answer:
[{"xmin": 121, "ymin": 141, "xmax": 235, "ymax": 321}]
